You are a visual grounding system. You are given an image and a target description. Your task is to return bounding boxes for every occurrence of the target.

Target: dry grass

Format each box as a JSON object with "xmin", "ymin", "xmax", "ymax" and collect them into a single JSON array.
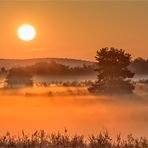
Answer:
[{"xmin": 0, "ymin": 130, "xmax": 147, "ymax": 148}]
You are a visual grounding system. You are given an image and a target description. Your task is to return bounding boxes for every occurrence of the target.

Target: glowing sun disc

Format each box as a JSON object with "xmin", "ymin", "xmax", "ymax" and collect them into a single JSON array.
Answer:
[{"xmin": 18, "ymin": 24, "xmax": 36, "ymax": 41}]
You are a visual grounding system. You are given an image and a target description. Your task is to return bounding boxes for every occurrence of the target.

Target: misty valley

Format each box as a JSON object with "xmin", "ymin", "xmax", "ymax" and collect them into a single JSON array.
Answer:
[
  {"xmin": 0, "ymin": 0, "xmax": 148, "ymax": 147},
  {"xmin": 0, "ymin": 56, "xmax": 148, "ymax": 141}
]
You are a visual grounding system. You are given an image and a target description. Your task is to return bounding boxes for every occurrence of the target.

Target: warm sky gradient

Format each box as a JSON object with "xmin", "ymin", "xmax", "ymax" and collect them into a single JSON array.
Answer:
[{"xmin": 0, "ymin": 1, "xmax": 148, "ymax": 61}]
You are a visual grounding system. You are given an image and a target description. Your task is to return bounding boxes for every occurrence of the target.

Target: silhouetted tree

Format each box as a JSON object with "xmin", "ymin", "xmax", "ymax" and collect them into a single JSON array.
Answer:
[
  {"xmin": 5, "ymin": 68, "xmax": 33, "ymax": 88},
  {"xmin": 88, "ymin": 47, "xmax": 135, "ymax": 95},
  {"xmin": 0, "ymin": 67, "xmax": 6, "ymax": 73},
  {"xmin": 129, "ymin": 57, "xmax": 148, "ymax": 74},
  {"xmin": 6, "ymin": 62, "xmax": 95, "ymax": 77}
]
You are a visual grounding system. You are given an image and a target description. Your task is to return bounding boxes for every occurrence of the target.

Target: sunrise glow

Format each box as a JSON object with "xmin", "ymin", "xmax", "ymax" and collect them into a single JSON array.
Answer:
[{"xmin": 17, "ymin": 24, "xmax": 36, "ymax": 41}]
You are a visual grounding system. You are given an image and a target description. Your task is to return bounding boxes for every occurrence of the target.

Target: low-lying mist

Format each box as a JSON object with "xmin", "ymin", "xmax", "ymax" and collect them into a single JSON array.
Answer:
[{"xmin": 0, "ymin": 84, "xmax": 148, "ymax": 138}]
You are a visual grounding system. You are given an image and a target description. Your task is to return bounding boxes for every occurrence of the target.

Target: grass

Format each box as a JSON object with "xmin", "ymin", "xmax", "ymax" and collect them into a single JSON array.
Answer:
[{"xmin": 0, "ymin": 130, "xmax": 147, "ymax": 148}]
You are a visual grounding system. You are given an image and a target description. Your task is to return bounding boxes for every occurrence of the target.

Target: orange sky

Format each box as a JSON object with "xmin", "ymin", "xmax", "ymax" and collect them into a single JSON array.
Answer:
[{"xmin": 0, "ymin": 1, "xmax": 148, "ymax": 61}]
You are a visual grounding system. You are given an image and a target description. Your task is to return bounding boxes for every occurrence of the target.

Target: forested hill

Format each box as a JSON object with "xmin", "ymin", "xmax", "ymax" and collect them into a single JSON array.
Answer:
[
  {"xmin": 0, "ymin": 58, "xmax": 94, "ymax": 69},
  {"xmin": 1, "ymin": 57, "xmax": 148, "ymax": 75}
]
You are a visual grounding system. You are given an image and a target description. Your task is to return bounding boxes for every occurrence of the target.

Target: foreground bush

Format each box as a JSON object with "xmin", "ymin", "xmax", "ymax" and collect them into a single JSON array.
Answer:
[{"xmin": 0, "ymin": 131, "xmax": 147, "ymax": 148}]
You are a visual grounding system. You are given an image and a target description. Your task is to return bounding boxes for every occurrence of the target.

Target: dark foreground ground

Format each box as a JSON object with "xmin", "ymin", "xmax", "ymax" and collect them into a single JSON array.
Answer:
[{"xmin": 0, "ymin": 131, "xmax": 147, "ymax": 148}]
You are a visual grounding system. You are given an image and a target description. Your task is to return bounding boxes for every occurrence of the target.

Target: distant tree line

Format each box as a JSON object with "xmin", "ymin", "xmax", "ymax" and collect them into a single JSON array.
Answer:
[
  {"xmin": 2, "ymin": 52, "xmax": 148, "ymax": 92},
  {"xmin": 4, "ymin": 62, "xmax": 95, "ymax": 87},
  {"xmin": 6, "ymin": 61, "xmax": 95, "ymax": 76},
  {"xmin": 1, "ymin": 58, "xmax": 148, "ymax": 75},
  {"xmin": 34, "ymin": 80, "xmax": 94, "ymax": 87},
  {"xmin": 1, "ymin": 57, "xmax": 148, "ymax": 76},
  {"xmin": 129, "ymin": 57, "xmax": 148, "ymax": 74}
]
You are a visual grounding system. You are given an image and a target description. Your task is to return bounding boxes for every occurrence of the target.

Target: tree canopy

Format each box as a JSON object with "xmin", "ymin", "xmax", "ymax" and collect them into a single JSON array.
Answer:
[
  {"xmin": 5, "ymin": 68, "xmax": 33, "ymax": 87},
  {"xmin": 89, "ymin": 47, "xmax": 135, "ymax": 95}
]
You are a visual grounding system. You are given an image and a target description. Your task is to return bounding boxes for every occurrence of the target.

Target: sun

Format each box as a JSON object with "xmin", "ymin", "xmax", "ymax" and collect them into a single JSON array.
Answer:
[{"xmin": 17, "ymin": 24, "xmax": 36, "ymax": 41}]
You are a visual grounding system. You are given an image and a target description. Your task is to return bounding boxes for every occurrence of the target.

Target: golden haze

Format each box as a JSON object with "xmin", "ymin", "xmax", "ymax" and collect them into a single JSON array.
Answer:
[{"xmin": 0, "ymin": 1, "xmax": 148, "ymax": 60}]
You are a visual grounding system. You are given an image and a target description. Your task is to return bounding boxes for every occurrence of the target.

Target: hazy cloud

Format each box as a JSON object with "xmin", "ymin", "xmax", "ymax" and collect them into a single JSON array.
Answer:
[{"xmin": 29, "ymin": 48, "xmax": 48, "ymax": 51}]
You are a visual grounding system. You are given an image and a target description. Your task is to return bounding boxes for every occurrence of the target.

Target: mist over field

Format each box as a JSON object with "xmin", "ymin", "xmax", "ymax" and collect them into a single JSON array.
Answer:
[
  {"xmin": 0, "ymin": 0, "xmax": 148, "ymax": 147},
  {"xmin": 0, "ymin": 83, "xmax": 147, "ymax": 139},
  {"xmin": 0, "ymin": 56, "xmax": 148, "ymax": 140}
]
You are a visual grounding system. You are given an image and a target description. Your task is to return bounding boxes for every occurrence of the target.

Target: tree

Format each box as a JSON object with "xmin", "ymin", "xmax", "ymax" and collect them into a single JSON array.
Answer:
[
  {"xmin": 88, "ymin": 47, "xmax": 135, "ymax": 95},
  {"xmin": 129, "ymin": 57, "xmax": 148, "ymax": 74},
  {"xmin": 5, "ymin": 68, "xmax": 33, "ymax": 88},
  {"xmin": 0, "ymin": 67, "xmax": 6, "ymax": 73}
]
